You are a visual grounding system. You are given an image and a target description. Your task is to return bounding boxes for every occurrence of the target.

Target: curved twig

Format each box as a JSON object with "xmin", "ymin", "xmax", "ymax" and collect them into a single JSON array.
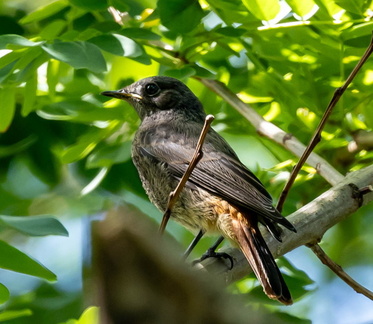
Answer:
[
  {"xmin": 277, "ymin": 35, "xmax": 373, "ymax": 212},
  {"xmin": 307, "ymin": 243, "xmax": 373, "ymax": 300}
]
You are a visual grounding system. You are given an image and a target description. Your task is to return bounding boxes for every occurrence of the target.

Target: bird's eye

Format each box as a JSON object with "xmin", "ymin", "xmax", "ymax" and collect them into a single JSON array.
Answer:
[{"xmin": 144, "ymin": 83, "xmax": 160, "ymax": 96}]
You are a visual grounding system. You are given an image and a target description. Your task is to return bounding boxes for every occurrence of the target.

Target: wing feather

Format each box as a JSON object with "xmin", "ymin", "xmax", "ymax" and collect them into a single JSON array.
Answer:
[{"xmin": 138, "ymin": 141, "xmax": 295, "ymax": 232}]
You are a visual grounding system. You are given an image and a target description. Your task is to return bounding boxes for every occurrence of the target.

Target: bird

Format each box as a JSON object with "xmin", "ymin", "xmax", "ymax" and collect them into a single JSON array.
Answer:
[{"xmin": 101, "ymin": 76, "xmax": 296, "ymax": 305}]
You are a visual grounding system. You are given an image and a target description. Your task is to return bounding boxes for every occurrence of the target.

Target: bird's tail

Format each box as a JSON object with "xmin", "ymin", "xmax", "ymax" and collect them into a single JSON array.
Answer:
[{"xmin": 232, "ymin": 215, "xmax": 292, "ymax": 305}]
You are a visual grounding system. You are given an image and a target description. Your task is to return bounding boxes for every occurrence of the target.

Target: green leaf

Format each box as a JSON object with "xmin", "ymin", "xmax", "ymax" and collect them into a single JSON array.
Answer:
[
  {"xmin": 109, "ymin": 0, "xmax": 129, "ymax": 12},
  {"xmin": 158, "ymin": 0, "xmax": 205, "ymax": 33},
  {"xmin": 286, "ymin": 0, "xmax": 316, "ymax": 17},
  {"xmin": 0, "ymin": 34, "xmax": 44, "ymax": 49},
  {"xmin": 205, "ymin": 0, "xmax": 252, "ymax": 25},
  {"xmin": 77, "ymin": 306, "xmax": 99, "ymax": 324},
  {"xmin": 0, "ymin": 309, "xmax": 32, "ymax": 322},
  {"xmin": 121, "ymin": 28, "xmax": 161, "ymax": 40},
  {"xmin": 341, "ymin": 21, "xmax": 373, "ymax": 47},
  {"xmin": 88, "ymin": 34, "xmax": 144, "ymax": 57},
  {"xmin": 163, "ymin": 66, "xmax": 196, "ymax": 79},
  {"xmin": 61, "ymin": 141, "xmax": 97, "ymax": 164},
  {"xmin": 86, "ymin": 142, "xmax": 132, "ymax": 168},
  {"xmin": 0, "ymin": 215, "xmax": 69, "ymax": 237},
  {"xmin": 335, "ymin": 0, "xmax": 365, "ymax": 15},
  {"xmin": 215, "ymin": 26, "xmax": 246, "ymax": 37},
  {"xmin": 39, "ymin": 100, "xmax": 125, "ymax": 122},
  {"xmin": 22, "ymin": 71, "xmax": 38, "ymax": 117},
  {"xmin": 60, "ymin": 306, "xmax": 99, "ymax": 324},
  {"xmin": 59, "ymin": 125, "xmax": 120, "ymax": 163},
  {"xmin": 20, "ymin": 0, "xmax": 69, "ymax": 24},
  {"xmin": 242, "ymin": 0, "xmax": 280, "ymax": 21},
  {"xmin": 40, "ymin": 20, "xmax": 67, "ymax": 40},
  {"xmin": 0, "ymin": 60, "xmax": 17, "ymax": 83},
  {"xmin": 42, "ymin": 41, "xmax": 107, "ymax": 73},
  {"xmin": 0, "ymin": 51, "xmax": 23, "ymax": 70},
  {"xmin": 12, "ymin": 46, "xmax": 45, "ymax": 78},
  {"xmin": 0, "ymin": 240, "xmax": 57, "ymax": 281},
  {"xmin": 69, "ymin": 0, "xmax": 108, "ymax": 10},
  {"xmin": 0, "ymin": 135, "xmax": 37, "ymax": 158},
  {"xmin": 0, "ymin": 86, "xmax": 16, "ymax": 132},
  {"xmin": 190, "ymin": 64, "xmax": 216, "ymax": 79},
  {"xmin": 0, "ymin": 283, "xmax": 9, "ymax": 304}
]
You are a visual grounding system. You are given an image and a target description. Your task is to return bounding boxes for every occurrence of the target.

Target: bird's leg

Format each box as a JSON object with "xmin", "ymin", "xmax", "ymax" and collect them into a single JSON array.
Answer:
[
  {"xmin": 183, "ymin": 229, "xmax": 205, "ymax": 259},
  {"xmin": 193, "ymin": 236, "xmax": 234, "ymax": 269}
]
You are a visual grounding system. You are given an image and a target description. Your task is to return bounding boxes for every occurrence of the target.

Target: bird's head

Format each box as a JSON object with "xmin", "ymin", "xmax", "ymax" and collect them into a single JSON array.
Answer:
[{"xmin": 101, "ymin": 76, "xmax": 206, "ymax": 121}]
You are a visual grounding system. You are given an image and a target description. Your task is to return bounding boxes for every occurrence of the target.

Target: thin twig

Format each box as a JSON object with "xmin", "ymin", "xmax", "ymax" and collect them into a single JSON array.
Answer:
[
  {"xmin": 108, "ymin": 7, "xmax": 124, "ymax": 25},
  {"xmin": 276, "ymin": 35, "xmax": 373, "ymax": 212},
  {"xmin": 159, "ymin": 115, "xmax": 215, "ymax": 234},
  {"xmin": 307, "ymin": 243, "xmax": 373, "ymax": 300}
]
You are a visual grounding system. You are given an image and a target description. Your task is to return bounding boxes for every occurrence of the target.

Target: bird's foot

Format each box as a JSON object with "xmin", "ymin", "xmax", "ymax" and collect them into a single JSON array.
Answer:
[{"xmin": 192, "ymin": 248, "xmax": 234, "ymax": 269}]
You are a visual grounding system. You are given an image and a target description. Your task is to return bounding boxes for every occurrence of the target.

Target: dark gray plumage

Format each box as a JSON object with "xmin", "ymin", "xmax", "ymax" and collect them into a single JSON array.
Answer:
[{"xmin": 102, "ymin": 76, "xmax": 296, "ymax": 304}]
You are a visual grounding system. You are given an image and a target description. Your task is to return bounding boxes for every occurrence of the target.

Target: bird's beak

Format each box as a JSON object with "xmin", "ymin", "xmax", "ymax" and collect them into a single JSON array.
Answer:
[{"xmin": 101, "ymin": 90, "xmax": 142, "ymax": 100}]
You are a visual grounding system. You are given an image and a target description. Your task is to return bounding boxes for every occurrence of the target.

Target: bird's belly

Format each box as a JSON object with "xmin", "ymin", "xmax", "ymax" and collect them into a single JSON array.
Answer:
[{"xmin": 132, "ymin": 154, "xmax": 224, "ymax": 234}]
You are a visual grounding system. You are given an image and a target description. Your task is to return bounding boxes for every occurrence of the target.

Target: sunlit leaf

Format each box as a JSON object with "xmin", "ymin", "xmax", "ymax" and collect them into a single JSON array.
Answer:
[
  {"xmin": 86, "ymin": 142, "xmax": 132, "ymax": 168},
  {"xmin": 39, "ymin": 100, "xmax": 125, "ymax": 122},
  {"xmin": 286, "ymin": 0, "xmax": 316, "ymax": 17},
  {"xmin": 0, "ymin": 215, "xmax": 68, "ymax": 237},
  {"xmin": 0, "ymin": 86, "xmax": 16, "ymax": 132},
  {"xmin": 60, "ymin": 124, "xmax": 120, "ymax": 163},
  {"xmin": 158, "ymin": 0, "xmax": 205, "ymax": 33},
  {"xmin": 121, "ymin": 28, "xmax": 161, "ymax": 40},
  {"xmin": 0, "ymin": 309, "xmax": 32, "ymax": 322},
  {"xmin": 22, "ymin": 71, "xmax": 38, "ymax": 116},
  {"xmin": 242, "ymin": 0, "xmax": 280, "ymax": 21},
  {"xmin": 0, "ymin": 240, "xmax": 57, "ymax": 281},
  {"xmin": 77, "ymin": 306, "xmax": 99, "ymax": 324},
  {"xmin": 59, "ymin": 306, "xmax": 99, "ymax": 324},
  {"xmin": 335, "ymin": 0, "xmax": 366, "ymax": 15},
  {"xmin": 40, "ymin": 20, "xmax": 67, "ymax": 40},
  {"xmin": 0, "ymin": 135, "xmax": 37, "ymax": 158},
  {"xmin": 20, "ymin": 0, "xmax": 69, "ymax": 24},
  {"xmin": 0, "ymin": 283, "xmax": 9, "ymax": 304},
  {"xmin": 0, "ymin": 34, "xmax": 44, "ymax": 49},
  {"xmin": 81, "ymin": 167, "xmax": 109, "ymax": 196},
  {"xmin": 341, "ymin": 21, "xmax": 373, "ymax": 47},
  {"xmin": 191, "ymin": 64, "xmax": 216, "ymax": 79},
  {"xmin": 69, "ymin": 0, "xmax": 108, "ymax": 10},
  {"xmin": 205, "ymin": 0, "xmax": 252, "ymax": 25},
  {"xmin": 88, "ymin": 34, "xmax": 145, "ymax": 57},
  {"xmin": 163, "ymin": 66, "xmax": 196, "ymax": 79},
  {"xmin": 42, "ymin": 41, "xmax": 107, "ymax": 73}
]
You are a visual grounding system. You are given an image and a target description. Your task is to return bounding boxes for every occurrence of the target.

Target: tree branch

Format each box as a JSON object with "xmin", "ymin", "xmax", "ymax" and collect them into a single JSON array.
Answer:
[
  {"xmin": 194, "ymin": 164, "xmax": 373, "ymax": 284},
  {"xmin": 198, "ymin": 78, "xmax": 344, "ymax": 187},
  {"xmin": 92, "ymin": 205, "xmax": 272, "ymax": 324}
]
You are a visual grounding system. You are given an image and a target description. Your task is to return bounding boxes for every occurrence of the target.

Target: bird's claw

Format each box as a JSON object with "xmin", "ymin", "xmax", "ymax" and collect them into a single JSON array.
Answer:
[{"xmin": 192, "ymin": 248, "xmax": 234, "ymax": 269}]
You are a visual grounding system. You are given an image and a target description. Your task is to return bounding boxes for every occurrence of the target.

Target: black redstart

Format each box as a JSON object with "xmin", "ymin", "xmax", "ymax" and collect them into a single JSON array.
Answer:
[{"xmin": 101, "ymin": 76, "xmax": 296, "ymax": 304}]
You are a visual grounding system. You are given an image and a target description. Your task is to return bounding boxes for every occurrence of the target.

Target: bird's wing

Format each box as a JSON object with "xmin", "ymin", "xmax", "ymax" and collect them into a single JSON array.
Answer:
[{"xmin": 137, "ymin": 135, "xmax": 293, "ymax": 230}]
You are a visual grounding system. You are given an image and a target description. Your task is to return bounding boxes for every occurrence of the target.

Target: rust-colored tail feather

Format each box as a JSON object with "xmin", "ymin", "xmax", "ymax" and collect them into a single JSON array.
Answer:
[{"xmin": 232, "ymin": 217, "xmax": 292, "ymax": 305}]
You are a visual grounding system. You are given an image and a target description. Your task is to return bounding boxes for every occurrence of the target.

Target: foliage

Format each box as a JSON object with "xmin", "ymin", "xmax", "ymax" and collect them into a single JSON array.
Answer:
[{"xmin": 0, "ymin": 0, "xmax": 372, "ymax": 322}]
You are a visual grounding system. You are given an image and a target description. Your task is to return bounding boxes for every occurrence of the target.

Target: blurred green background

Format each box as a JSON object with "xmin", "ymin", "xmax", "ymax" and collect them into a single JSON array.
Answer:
[{"xmin": 0, "ymin": 0, "xmax": 372, "ymax": 322}]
